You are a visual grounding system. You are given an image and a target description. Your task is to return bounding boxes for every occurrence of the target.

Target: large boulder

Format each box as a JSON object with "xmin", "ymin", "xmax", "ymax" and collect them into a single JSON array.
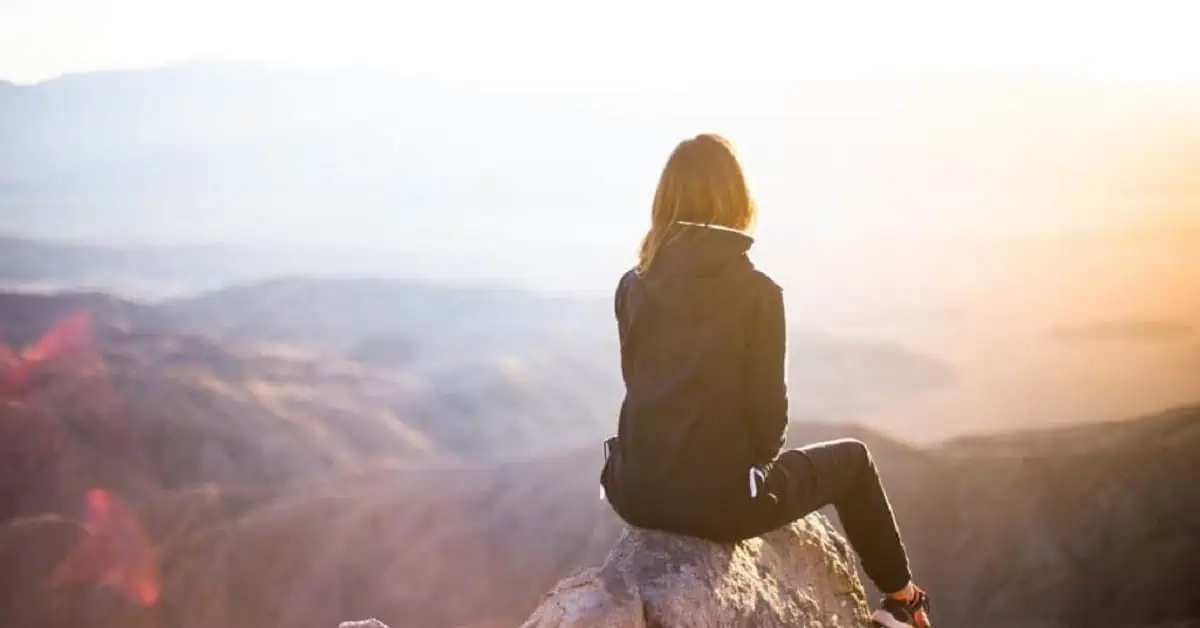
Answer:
[{"xmin": 520, "ymin": 512, "xmax": 872, "ymax": 628}]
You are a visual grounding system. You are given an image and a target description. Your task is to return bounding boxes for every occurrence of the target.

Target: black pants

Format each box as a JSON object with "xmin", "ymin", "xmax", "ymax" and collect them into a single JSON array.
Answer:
[{"xmin": 758, "ymin": 438, "xmax": 912, "ymax": 594}]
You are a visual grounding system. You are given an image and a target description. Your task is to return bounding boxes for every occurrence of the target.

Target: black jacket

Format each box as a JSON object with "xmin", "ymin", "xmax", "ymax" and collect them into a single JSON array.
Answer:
[{"xmin": 601, "ymin": 223, "xmax": 789, "ymax": 541}]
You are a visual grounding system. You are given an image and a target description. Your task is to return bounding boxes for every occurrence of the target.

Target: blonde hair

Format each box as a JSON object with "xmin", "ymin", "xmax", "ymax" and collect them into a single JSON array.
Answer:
[{"xmin": 637, "ymin": 133, "xmax": 756, "ymax": 273}]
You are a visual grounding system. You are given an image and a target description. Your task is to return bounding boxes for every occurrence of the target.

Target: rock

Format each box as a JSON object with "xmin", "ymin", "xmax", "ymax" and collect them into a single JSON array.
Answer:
[
  {"xmin": 520, "ymin": 512, "xmax": 872, "ymax": 628},
  {"xmin": 338, "ymin": 620, "xmax": 390, "ymax": 628}
]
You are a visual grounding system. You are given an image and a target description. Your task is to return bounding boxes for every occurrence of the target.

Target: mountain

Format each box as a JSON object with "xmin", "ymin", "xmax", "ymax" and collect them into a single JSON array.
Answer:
[
  {"xmin": 6, "ymin": 241, "xmax": 1198, "ymax": 445},
  {"xmin": 0, "ymin": 235, "xmax": 330, "ymax": 297},
  {"xmin": 901, "ymin": 406, "xmax": 1200, "ymax": 627},
  {"xmin": 9, "ymin": 224, "xmax": 1200, "ymax": 443},
  {"xmin": 180, "ymin": 278, "xmax": 954, "ymax": 418},
  {"xmin": 0, "ymin": 61, "xmax": 652, "ymax": 288},
  {"xmin": 0, "ymin": 304, "xmax": 441, "ymax": 523},
  {"xmin": 1, "ymin": 286, "xmax": 1197, "ymax": 627},
  {"xmin": 158, "ymin": 275, "xmax": 612, "ymax": 355},
  {"xmin": 2, "ymin": 287, "xmax": 957, "ymax": 458},
  {"xmin": 4, "ymin": 63, "xmax": 1200, "ymax": 291},
  {"xmin": 3, "ymin": 404, "xmax": 1195, "ymax": 628}
]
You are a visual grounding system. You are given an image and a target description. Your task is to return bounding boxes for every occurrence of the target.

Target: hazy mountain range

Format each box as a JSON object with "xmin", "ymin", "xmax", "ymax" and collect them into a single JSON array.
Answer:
[
  {"xmin": 0, "ymin": 283, "xmax": 959, "ymax": 461},
  {"xmin": 5, "ymin": 230, "xmax": 1198, "ymax": 443},
  {"xmin": 3, "ymin": 60, "xmax": 1199, "ymax": 290},
  {"xmin": 0, "ymin": 286, "xmax": 1195, "ymax": 627}
]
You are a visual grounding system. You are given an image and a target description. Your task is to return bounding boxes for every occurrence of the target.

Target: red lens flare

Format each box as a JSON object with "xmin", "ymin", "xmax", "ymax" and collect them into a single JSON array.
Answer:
[
  {"xmin": 1, "ymin": 310, "xmax": 159, "ymax": 606},
  {"xmin": 49, "ymin": 488, "xmax": 161, "ymax": 607},
  {"xmin": 1, "ymin": 309, "xmax": 101, "ymax": 396}
]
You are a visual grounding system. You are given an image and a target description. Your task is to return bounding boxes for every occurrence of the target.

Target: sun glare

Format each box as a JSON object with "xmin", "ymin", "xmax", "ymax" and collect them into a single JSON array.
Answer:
[{"xmin": 3, "ymin": 1, "xmax": 1200, "ymax": 88}]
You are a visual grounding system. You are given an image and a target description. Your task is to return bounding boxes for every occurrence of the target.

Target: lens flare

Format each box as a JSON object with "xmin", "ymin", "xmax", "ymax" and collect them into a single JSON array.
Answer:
[
  {"xmin": 1, "ymin": 309, "xmax": 100, "ymax": 397},
  {"xmin": 49, "ymin": 488, "xmax": 161, "ymax": 607},
  {"xmin": 1, "ymin": 310, "xmax": 158, "ymax": 605}
]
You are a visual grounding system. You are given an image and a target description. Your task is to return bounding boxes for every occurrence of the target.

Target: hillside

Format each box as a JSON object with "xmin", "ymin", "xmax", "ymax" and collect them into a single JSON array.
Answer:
[
  {"xmin": 133, "ymin": 271, "xmax": 1200, "ymax": 445},
  {"xmin": 163, "ymin": 277, "xmax": 955, "ymax": 429},
  {"xmin": 903, "ymin": 406, "xmax": 1200, "ymax": 627},
  {"xmin": 159, "ymin": 275, "xmax": 612, "ymax": 356},
  {"xmin": 4, "ymin": 409, "xmax": 1196, "ymax": 628},
  {"xmin": 0, "ymin": 235, "xmax": 324, "ymax": 297},
  {"xmin": 3, "ymin": 288, "xmax": 957, "ymax": 457},
  {"xmin": 8, "ymin": 224, "xmax": 1200, "ymax": 445},
  {"xmin": 1, "ymin": 288, "xmax": 1197, "ymax": 627},
  {"xmin": 0, "ymin": 449, "xmax": 621, "ymax": 628},
  {"xmin": 1, "ymin": 313, "xmax": 441, "ymax": 523}
]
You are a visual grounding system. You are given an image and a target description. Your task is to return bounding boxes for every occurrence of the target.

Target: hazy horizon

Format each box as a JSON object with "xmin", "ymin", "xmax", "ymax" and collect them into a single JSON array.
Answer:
[{"xmin": 4, "ymin": 56, "xmax": 1199, "ymax": 292}]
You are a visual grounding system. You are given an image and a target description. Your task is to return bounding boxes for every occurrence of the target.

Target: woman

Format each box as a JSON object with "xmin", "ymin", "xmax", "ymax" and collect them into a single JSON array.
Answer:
[{"xmin": 599, "ymin": 133, "xmax": 932, "ymax": 628}]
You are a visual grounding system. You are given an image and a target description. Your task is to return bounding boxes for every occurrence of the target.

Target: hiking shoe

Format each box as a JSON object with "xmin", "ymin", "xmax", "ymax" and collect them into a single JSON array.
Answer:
[{"xmin": 871, "ymin": 587, "xmax": 932, "ymax": 628}]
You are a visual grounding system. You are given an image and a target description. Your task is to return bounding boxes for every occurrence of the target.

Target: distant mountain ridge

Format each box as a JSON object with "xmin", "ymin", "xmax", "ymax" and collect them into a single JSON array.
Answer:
[
  {"xmin": 0, "ymin": 60, "xmax": 650, "ymax": 244},
  {"xmin": 3, "ymin": 60, "xmax": 1198, "ymax": 290},
  {"xmin": 0, "ymin": 235, "xmax": 318, "ymax": 297},
  {"xmin": 0, "ymin": 287, "xmax": 957, "ymax": 453}
]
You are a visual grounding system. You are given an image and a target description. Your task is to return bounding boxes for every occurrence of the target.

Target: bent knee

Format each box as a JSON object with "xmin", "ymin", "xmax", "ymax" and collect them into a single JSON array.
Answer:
[{"xmin": 835, "ymin": 438, "xmax": 875, "ymax": 470}]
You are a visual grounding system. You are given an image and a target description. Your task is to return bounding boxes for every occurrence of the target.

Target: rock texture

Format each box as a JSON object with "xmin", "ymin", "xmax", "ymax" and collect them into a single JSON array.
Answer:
[{"xmin": 520, "ymin": 513, "xmax": 871, "ymax": 628}]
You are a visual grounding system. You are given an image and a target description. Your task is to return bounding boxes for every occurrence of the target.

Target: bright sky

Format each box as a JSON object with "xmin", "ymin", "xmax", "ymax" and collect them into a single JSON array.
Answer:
[{"xmin": 2, "ymin": 0, "xmax": 1200, "ymax": 87}]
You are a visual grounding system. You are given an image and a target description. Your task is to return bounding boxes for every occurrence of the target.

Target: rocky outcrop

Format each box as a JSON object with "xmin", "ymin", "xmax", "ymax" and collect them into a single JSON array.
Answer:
[{"xmin": 520, "ymin": 513, "xmax": 871, "ymax": 628}]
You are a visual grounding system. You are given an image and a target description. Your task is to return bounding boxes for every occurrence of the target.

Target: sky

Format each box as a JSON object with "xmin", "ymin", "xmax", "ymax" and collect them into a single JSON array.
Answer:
[{"xmin": 3, "ymin": 1, "xmax": 1200, "ymax": 88}]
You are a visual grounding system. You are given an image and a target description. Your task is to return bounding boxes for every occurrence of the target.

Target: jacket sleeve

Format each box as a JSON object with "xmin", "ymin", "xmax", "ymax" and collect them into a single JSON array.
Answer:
[
  {"xmin": 745, "ymin": 280, "xmax": 789, "ymax": 466},
  {"xmin": 614, "ymin": 270, "xmax": 634, "ymax": 345}
]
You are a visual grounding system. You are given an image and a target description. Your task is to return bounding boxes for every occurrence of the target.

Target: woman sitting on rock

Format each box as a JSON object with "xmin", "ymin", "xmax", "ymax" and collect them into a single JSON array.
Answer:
[{"xmin": 599, "ymin": 133, "xmax": 932, "ymax": 628}]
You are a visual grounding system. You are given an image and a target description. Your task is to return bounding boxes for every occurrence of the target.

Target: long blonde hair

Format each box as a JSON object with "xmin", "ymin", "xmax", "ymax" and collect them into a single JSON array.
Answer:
[{"xmin": 637, "ymin": 133, "xmax": 757, "ymax": 273}]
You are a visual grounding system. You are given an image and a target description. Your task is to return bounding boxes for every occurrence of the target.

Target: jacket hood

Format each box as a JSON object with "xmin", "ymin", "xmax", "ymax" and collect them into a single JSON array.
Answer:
[
  {"xmin": 636, "ymin": 223, "xmax": 756, "ymax": 315},
  {"xmin": 648, "ymin": 223, "xmax": 754, "ymax": 277}
]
